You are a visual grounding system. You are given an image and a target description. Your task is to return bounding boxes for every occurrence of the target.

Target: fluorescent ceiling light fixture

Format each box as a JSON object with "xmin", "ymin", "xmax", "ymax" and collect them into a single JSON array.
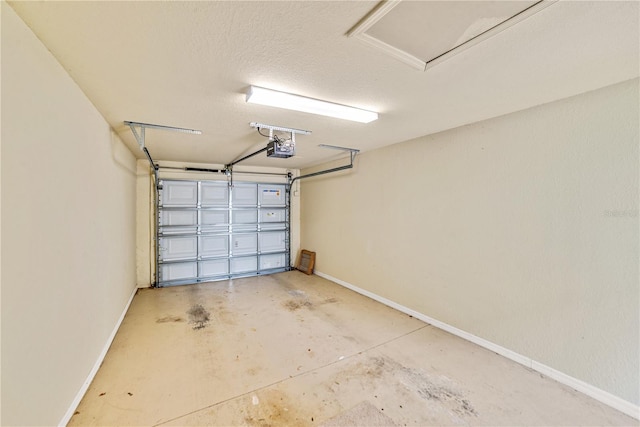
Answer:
[{"xmin": 246, "ymin": 86, "xmax": 378, "ymax": 123}]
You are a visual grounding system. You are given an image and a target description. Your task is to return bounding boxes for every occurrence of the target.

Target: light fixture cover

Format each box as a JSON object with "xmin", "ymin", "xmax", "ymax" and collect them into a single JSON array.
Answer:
[{"xmin": 246, "ymin": 86, "xmax": 378, "ymax": 123}]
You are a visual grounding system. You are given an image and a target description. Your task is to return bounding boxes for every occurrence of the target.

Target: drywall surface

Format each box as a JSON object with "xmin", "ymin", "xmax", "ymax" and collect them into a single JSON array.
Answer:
[
  {"xmin": 136, "ymin": 160, "xmax": 153, "ymax": 287},
  {"xmin": 1, "ymin": 3, "xmax": 138, "ymax": 425},
  {"xmin": 301, "ymin": 79, "xmax": 639, "ymax": 406},
  {"xmin": 135, "ymin": 161, "xmax": 300, "ymax": 287}
]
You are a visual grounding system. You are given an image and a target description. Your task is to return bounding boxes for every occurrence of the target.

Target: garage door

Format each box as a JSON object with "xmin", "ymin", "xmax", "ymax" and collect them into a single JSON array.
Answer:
[{"xmin": 157, "ymin": 179, "xmax": 289, "ymax": 286}]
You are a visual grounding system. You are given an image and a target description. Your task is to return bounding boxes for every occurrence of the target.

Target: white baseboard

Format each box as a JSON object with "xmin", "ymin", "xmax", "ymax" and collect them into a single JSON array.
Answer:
[
  {"xmin": 58, "ymin": 286, "xmax": 138, "ymax": 426},
  {"xmin": 314, "ymin": 271, "xmax": 640, "ymax": 420}
]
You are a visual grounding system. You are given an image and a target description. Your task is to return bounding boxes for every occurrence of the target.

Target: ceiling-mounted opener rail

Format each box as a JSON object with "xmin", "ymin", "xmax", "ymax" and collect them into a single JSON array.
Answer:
[
  {"xmin": 224, "ymin": 122, "xmax": 312, "ymax": 186},
  {"xmin": 290, "ymin": 144, "xmax": 360, "ymax": 186},
  {"xmin": 124, "ymin": 121, "xmax": 202, "ymax": 171}
]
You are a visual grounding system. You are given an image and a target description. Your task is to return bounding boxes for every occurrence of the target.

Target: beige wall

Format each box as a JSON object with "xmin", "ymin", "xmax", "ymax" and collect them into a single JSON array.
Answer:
[
  {"xmin": 136, "ymin": 160, "xmax": 154, "ymax": 286},
  {"xmin": 301, "ymin": 79, "xmax": 639, "ymax": 405},
  {"xmin": 1, "ymin": 3, "xmax": 138, "ymax": 425},
  {"xmin": 136, "ymin": 161, "xmax": 300, "ymax": 287}
]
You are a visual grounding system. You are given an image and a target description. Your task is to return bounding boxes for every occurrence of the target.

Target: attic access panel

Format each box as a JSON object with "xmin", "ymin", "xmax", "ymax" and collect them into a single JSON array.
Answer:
[{"xmin": 349, "ymin": 0, "xmax": 554, "ymax": 70}]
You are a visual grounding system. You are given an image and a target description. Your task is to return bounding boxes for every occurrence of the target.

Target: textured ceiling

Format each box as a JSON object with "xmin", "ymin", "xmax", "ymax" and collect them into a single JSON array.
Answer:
[
  {"xmin": 8, "ymin": 1, "xmax": 639, "ymax": 169},
  {"xmin": 364, "ymin": 1, "xmax": 539, "ymax": 63}
]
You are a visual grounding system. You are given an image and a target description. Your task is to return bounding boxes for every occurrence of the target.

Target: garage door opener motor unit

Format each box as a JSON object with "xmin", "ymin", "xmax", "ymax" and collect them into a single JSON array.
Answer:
[{"xmin": 252, "ymin": 122, "xmax": 311, "ymax": 159}]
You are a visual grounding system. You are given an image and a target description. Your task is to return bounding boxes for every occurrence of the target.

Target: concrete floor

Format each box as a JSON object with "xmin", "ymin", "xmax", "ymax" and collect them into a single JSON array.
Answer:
[{"xmin": 69, "ymin": 272, "xmax": 636, "ymax": 426}]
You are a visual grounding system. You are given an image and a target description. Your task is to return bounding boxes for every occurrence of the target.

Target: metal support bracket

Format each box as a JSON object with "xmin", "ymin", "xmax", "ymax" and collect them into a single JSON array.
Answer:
[
  {"xmin": 125, "ymin": 120, "xmax": 202, "ymax": 149},
  {"xmin": 249, "ymin": 122, "xmax": 311, "ymax": 136},
  {"xmin": 125, "ymin": 120, "xmax": 203, "ymax": 171},
  {"xmin": 125, "ymin": 120, "xmax": 202, "ymax": 151},
  {"xmin": 125, "ymin": 122, "xmax": 156, "ymax": 171},
  {"xmin": 318, "ymin": 144, "xmax": 360, "ymax": 163},
  {"xmin": 290, "ymin": 144, "xmax": 360, "ymax": 186},
  {"xmin": 227, "ymin": 165, "xmax": 233, "ymax": 188},
  {"xmin": 128, "ymin": 123, "xmax": 146, "ymax": 150}
]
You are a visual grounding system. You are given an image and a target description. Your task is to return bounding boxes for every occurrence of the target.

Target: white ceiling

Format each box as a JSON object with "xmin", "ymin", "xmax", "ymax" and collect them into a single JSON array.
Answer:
[
  {"xmin": 363, "ymin": 0, "xmax": 540, "ymax": 63},
  {"xmin": 8, "ymin": 1, "xmax": 639, "ymax": 169}
]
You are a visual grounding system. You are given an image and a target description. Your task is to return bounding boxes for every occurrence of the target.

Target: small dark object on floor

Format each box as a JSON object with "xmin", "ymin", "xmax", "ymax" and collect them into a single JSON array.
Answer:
[
  {"xmin": 99, "ymin": 392, "xmax": 106, "ymax": 396},
  {"xmin": 128, "ymin": 392, "xmax": 133, "ymax": 396}
]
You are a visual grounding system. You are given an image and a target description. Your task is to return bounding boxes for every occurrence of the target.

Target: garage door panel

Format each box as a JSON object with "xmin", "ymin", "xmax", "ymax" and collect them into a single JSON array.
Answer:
[
  {"xmin": 232, "ymin": 183, "xmax": 257, "ymax": 206},
  {"xmin": 199, "ymin": 235, "xmax": 228, "ymax": 258},
  {"xmin": 259, "ymin": 231, "xmax": 286, "ymax": 253},
  {"xmin": 160, "ymin": 210, "xmax": 197, "ymax": 226},
  {"xmin": 161, "ymin": 262, "xmax": 197, "ymax": 281},
  {"xmin": 233, "ymin": 209, "xmax": 258, "ymax": 231},
  {"xmin": 157, "ymin": 179, "xmax": 288, "ymax": 286},
  {"xmin": 260, "ymin": 253, "xmax": 286, "ymax": 270},
  {"xmin": 233, "ymin": 210, "xmax": 258, "ymax": 223},
  {"xmin": 260, "ymin": 223, "xmax": 286, "ymax": 231},
  {"xmin": 201, "ymin": 210, "xmax": 229, "ymax": 232},
  {"xmin": 232, "ymin": 233, "xmax": 257, "ymax": 255},
  {"xmin": 260, "ymin": 209, "xmax": 286, "ymax": 230},
  {"xmin": 159, "ymin": 236, "xmax": 198, "ymax": 261},
  {"xmin": 200, "ymin": 259, "xmax": 229, "ymax": 277},
  {"xmin": 162, "ymin": 181, "xmax": 197, "ymax": 206},
  {"xmin": 201, "ymin": 210, "xmax": 228, "ymax": 225},
  {"xmin": 258, "ymin": 184, "xmax": 286, "ymax": 206},
  {"xmin": 230, "ymin": 257, "xmax": 257, "ymax": 274},
  {"xmin": 260, "ymin": 209, "xmax": 285, "ymax": 223},
  {"xmin": 160, "ymin": 210, "xmax": 198, "ymax": 234},
  {"xmin": 200, "ymin": 182, "xmax": 228, "ymax": 206}
]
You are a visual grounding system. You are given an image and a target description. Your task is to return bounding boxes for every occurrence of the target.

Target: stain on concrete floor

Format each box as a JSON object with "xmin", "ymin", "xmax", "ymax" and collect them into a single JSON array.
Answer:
[
  {"xmin": 187, "ymin": 304, "xmax": 210, "ymax": 330},
  {"xmin": 282, "ymin": 290, "xmax": 338, "ymax": 312},
  {"xmin": 330, "ymin": 355, "xmax": 478, "ymax": 420},
  {"xmin": 283, "ymin": 299, "xmax": 313, "ymax": 311},
  {"xmin": 243, "ymin": 389, "xmax": 303, "ymax": 427},
  {"xmin": 156, "ymin": 315, "xmax": 185, "ymax": 323},
  {"xmin": 379, "ymin": 356, "xmax": 478, "ymax": 418},
  {"xmin": 320, "ymin": 400, "xmax": 398, "ymax": 427}
]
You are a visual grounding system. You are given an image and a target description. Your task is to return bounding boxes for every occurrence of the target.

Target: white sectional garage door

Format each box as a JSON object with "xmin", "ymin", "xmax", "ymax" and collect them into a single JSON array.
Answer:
[{"xmin": 157, "ymin": 179, "xmax": 289, "ymax": 286}]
